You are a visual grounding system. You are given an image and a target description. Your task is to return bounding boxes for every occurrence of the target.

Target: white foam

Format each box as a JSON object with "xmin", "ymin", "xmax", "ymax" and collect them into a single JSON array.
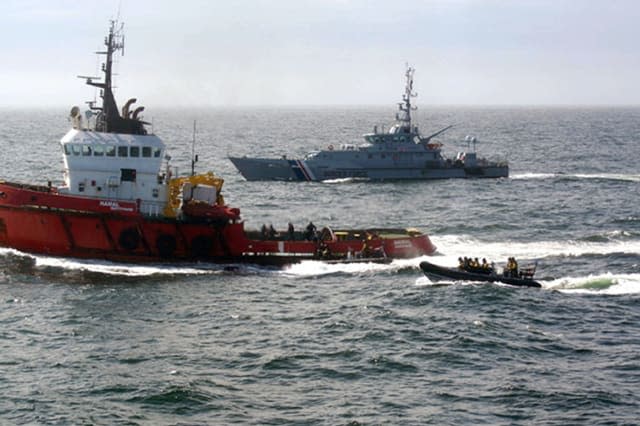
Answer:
[
  {"xmin": 430, "ymin": 234, "xmax": 640, "ymax": 265},
  {"xmin": 0, "ymin": 248, "xmax": 216, "ymax": 276},
  {"xmin": 511, "ymin": 172, "xmax": 557, "ymax": 180},
  {"xmin": 573, "ymin": 173, "xmax": 640, "ymax": 182},
  {"xmin": 415, "ymin": 275, "xmax": 433, "ymax": 287},
  {"xmin": 546, "ymin": 272, "xmax": 640, "ymax": 295},
  {"xmin": 282, "ymin": 258, "xmax": 418, "ymax": 277},
  {"xmin": 416, "ymin": 268, "xmax": 640, "ymax": 295},
  {"xmin": 0, "ymin": 247, "xmax": 26, "ymax": 257},
  {"xmin": 511, "ymin": 172, "xmax": 640, "ymax": 182},
  {"xmin": 423, "ymin": 236, "xmax": 640, "ymax": 295},
  {"xmin": 321, "ymin": 177, "xmax": 369, "ymax": 184},
  {"xmin": 35, "ymin": 256, "xmax": 216, "ymax": 276}
]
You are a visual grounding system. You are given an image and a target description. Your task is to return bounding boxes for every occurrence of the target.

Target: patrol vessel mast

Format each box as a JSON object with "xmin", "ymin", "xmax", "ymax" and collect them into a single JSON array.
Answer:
[{"xmin": 396, "ymin": 65, "xmax": 418, "ymax": 131}]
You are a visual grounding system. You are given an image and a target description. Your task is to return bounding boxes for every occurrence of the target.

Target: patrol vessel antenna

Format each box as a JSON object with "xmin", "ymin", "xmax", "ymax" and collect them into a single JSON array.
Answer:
[{"xmin": 396, "ymin": 65, "xmax": 418, "ymax": 127}]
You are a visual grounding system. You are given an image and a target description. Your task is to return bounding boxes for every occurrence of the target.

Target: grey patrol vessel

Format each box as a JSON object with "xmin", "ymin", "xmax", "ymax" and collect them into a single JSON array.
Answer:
[{"xmin": 229, "ymin": 66, "xmax": 508, "ymax": 181}]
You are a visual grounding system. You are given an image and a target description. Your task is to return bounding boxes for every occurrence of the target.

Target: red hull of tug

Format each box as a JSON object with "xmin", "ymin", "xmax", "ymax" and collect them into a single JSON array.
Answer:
[{"xmin": 0, "ymin": 182, "xmax": 436, "ymax": 266}]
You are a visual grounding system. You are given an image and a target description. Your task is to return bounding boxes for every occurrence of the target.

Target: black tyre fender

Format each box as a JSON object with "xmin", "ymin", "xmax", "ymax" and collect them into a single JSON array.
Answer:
[
  {"xmin": 156, "ymin": 234, "xmax": 177, "ymax": 258},
  {"xmin": 191, "ymin": 235, "xmax": 213, "ymax": 258},
  {"xmin": 118, "ymin": 227, "xmax": 140, "ymax": 251}
]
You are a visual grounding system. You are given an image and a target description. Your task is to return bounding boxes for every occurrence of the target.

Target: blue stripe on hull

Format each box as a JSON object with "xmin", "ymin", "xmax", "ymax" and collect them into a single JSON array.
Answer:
[{"xmin": 288, "ymin": 160, "xmax": 307, "ymax": 181}]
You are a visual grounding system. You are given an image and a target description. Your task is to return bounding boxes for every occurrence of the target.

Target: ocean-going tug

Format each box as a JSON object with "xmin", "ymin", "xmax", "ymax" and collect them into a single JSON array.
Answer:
[
  {"xmin": 229, "ymin": 66, "xmax": 509, "ymax": 181},
  {"xmin": 0, "ymin": 21, "xmax": 436, "ymax": 266}
]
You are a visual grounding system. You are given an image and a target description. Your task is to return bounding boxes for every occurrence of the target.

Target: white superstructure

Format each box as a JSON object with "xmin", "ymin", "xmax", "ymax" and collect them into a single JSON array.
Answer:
[{"xmin": 58, "ymin": 129, "xmax": 169, "ymax": 215}]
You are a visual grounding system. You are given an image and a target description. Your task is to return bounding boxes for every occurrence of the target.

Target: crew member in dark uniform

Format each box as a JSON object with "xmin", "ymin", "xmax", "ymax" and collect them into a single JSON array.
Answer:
[{"xmin": 305, "ymin": 221, "xmax": 317, "ymax": 241}]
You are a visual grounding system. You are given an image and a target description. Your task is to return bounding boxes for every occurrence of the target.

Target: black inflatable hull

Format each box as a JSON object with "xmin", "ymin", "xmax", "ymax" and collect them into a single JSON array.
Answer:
[{"xmin": 419, "ymin": 261, "xmax": 541, "ymax": 288}]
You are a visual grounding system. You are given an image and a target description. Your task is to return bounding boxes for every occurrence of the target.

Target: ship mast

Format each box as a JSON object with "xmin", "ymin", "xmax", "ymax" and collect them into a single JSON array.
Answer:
[
  {"xmin": 81, "ymin": 20, "xmax": 147, "ymax": 135},
  {"xmin": 396, "ymin": 65, "xmax": 417, "ymax": 129}
]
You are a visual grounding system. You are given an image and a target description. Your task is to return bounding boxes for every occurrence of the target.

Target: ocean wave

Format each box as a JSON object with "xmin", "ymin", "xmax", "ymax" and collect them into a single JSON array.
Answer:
[
  {"xmin": 416, "ymin": 270, "xmax": 640, "ymax": 295},
  {"xmin": 511, "ymin": 172, "xmax": 557, "ymax": 180},
  {"xmin": 0, "ymin": 248, "xmax": 227, "ymax": 277},
  {"xmin": 512, "ymin": 172, "xmax": 640, "ymax": 183},
  {"xmin": 321, "ymin": 177, "xmax": 370, "ymax": 184},
  {"xmin": 281, "ymin": 257, "xmax": 425, "ymax": 277},
  {"xmin": 579, "ymin": 230, "xmax": 637, "ymax": 243},
  {"xmin": 572, "ymin": 173, "xmax": 640, "ymax": 183},
  {"xmin": 430, "ymin": 234, "xmax": 640, "ymax": 264},
  {"xmin": 0, "ymin": 247, "xmax": 423, "ymax": 279},
  {"xmin": 547, "ymin": 272, "xmax": 640, "ymax": 295}
]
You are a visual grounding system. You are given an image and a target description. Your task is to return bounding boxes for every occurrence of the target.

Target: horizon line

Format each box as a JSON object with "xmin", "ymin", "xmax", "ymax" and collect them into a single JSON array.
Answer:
[{"xmin": 2, "ymin": 103, "xmax": 640, "ymax": 110}]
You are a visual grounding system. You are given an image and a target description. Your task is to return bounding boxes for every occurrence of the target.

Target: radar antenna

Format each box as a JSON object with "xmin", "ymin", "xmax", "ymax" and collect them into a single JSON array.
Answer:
[
  {"xmin": 395, "ymin": 64, "xmax": 418, "ymax": 127},
  {"xmin": 78, "ymin": 20, "xmax": 146, "ymax": 135}
]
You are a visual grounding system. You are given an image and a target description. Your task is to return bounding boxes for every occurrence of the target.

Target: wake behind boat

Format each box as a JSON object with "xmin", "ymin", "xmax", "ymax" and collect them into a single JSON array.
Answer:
[
  {"xmin": 419, "ymin": 260, "xmax": 541, "ymax": 288},
  {"xmin": 229, "ymin": 66, "xmax": 508, "ymax": 182}
]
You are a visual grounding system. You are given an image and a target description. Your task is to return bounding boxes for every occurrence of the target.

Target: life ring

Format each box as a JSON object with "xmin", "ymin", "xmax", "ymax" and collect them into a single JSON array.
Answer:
[
  {"xmin": 118, "ymin": 228, "xmax": 140, "ymax": 251},
  {"xmin": 328, "ymin": 144, "xmax": 334, "ymax": 151},
  {"xmin": 191, "ymin": 235, "xmax": 213, "ymax": 258},
  {"xmin": 156, "ymin": 234, "xmax": 177, "ymax": 258}
]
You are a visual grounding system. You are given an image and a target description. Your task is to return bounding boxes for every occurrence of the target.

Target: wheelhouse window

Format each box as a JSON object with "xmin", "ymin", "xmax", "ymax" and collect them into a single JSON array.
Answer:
[
  {"xmin": 130, "ymin": 146, "xmax": 140, "ymax": 157},
  {"xmin": 64, "ymin": 145, "xmax": 71, "ymax": 155},
  {"xmin": 72, "ymin": 145, "xmax": 81, "ymax": 156},
  {"xmin": 121, "ymin": 168, "xmax": 137, "ymax": 182},
  {"xmin": 82, "ymin": 145, "xmax": 92, "ymax": 156},
  {"xmin": 118, "ymin": 146, "xmax": 128, "ymax": 157},
  {"xmin": 93, "ymin": 145, "xmax": 104, "ymax": 156},
  {"xmin": 106, "ymin": 146, "xmax": 116, "ymax": 157},
  {"xmin": 153, "ymin": 147, "xmax": 162, "ymax": 158},
  {"xmin": 142, "ymin": 146, "xmax": 152, "ymax": 158}
]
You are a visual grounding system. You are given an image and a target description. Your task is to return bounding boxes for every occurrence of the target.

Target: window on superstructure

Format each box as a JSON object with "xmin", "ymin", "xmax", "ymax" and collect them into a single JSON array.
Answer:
[
  {"xmin": 118, "ymin": 146, "xmax": 128, "ymax": 157},
  {"xmin": 106, "ymin": 146, "xmax": 116, "ymax": 157},
  {"xmin": 153, "ymin": 148, "xmax": 162, "ymax": 158},
  {"xmin": 82, "ymin": 145, "xmax": 92, "ymax": 156},
  {"xmin": 130, "ymin": 146, "xmax": 140, "ymax": 157},
  {"xmin": 142, "ymin": 147, "xmax": 152, "ymax": 158},
  {"xmin": 94, "ymin": 145, "xmax": 104, "ymax": 156},
  {"xmin": 64, "ymin": 145, "xmax": 71, "ymax": 156},
  {"xmin": 71, "ymin": 145, "xmax": 81, "ymax": 156},
  {"xmin": 121, "ymin": 168, "xmax": 136, "ymax": 182}
]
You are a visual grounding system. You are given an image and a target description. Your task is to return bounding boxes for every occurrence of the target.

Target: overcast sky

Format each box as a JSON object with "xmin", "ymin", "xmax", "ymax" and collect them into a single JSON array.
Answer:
[{"xmin": 2, "ymin": 0, "xmax": 639, "ymax": 107}]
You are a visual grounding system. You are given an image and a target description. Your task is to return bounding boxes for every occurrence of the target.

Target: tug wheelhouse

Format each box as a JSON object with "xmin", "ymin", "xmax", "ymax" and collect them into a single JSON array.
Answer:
[{"xmin": 60, "ymin": 129, "xmax": 168, "ymax": 216}]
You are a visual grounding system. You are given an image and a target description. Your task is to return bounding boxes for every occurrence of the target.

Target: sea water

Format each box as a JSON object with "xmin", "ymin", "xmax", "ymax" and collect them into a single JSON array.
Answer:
[{"xmin": 0, "ymin": 106, "xmax": 639, "ymax": 424}]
